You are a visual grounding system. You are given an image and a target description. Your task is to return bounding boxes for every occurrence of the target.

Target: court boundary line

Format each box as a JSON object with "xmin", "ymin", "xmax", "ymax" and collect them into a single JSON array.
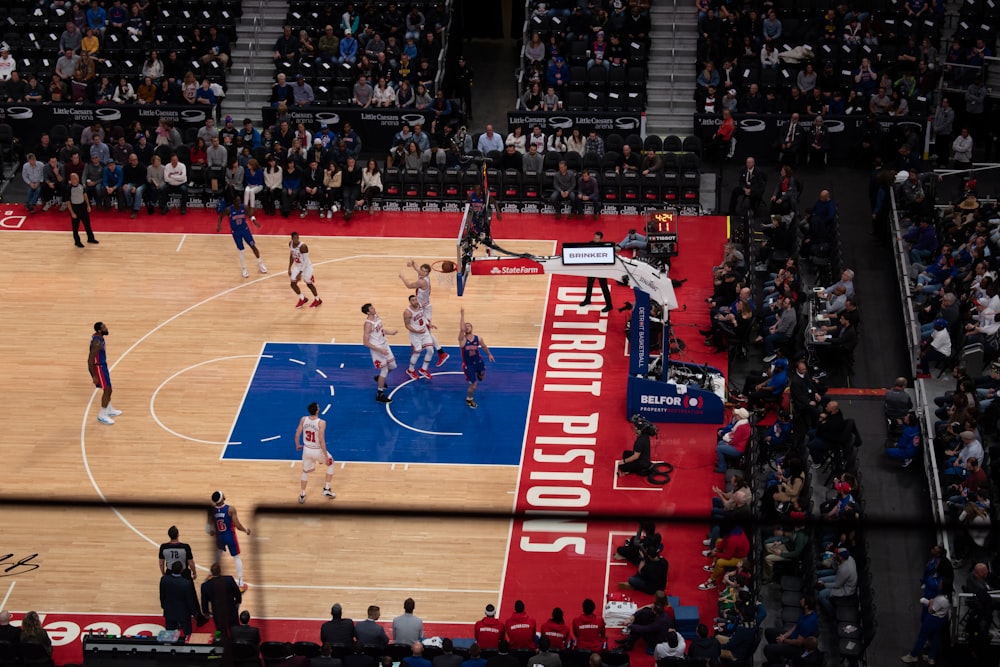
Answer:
[
  {"xmin": 222, "ymin": 341, "xmax": 269, "ymax": 460},
  {"xmin": 1, "ymin": 228, "xmax": 555, "ymax": 244},
  {"xmin": 496, "ymin": 240, "xmax": 557, "ymax": 614},
  {"xmin": 217, "ymin": 458, "xmax": 521, "ymax": 468}
]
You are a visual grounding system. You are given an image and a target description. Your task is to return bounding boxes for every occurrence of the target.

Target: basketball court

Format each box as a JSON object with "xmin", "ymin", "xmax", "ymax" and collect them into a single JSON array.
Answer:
[{"xmin": 0, "ymin": 203, "xmax": 729, "ymax": 664}]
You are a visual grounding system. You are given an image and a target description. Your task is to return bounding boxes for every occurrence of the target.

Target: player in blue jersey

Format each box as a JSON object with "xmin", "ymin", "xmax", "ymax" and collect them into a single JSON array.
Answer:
[
  {"xmin": 88, "ymin": 321, "xmax": 122, "ymax": 425},
  {"xmin": 209, "ymin": 490, "xmax": 251, "ymax": 591},
  {"xmin": 459, "ymin": 307, "xmax": 494, "ymax": 409},
  {"xmin": 217, "ymin": 194, "xmax": 267, "ymax": 278}
]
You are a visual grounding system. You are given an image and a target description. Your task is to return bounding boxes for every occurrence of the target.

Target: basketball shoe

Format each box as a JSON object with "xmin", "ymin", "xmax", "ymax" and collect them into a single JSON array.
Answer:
[
  {"xmin": 295, "ymin": 297, "xmax": 309, "ymax": 308},
  {"xmin": 418, "ymin": 369, "xmax": 433, "ymax": 379},
  {"xmin": 322, "ymin": 488, "xmax": 336, "ymax": 499},
  {"xmin": 466, "ymin": 398, "xmax": 478, "ymax": 409},
  {"xmin": 406, "ymin": 368, "xmax": 419, "ymax": 380},
  {"xmin": 310, "ymin": 299, "xmax": 323, "ymax": 308},
  {"xmin": 436, "ymin": 350, "xmax": 450, "ymax": 367}
]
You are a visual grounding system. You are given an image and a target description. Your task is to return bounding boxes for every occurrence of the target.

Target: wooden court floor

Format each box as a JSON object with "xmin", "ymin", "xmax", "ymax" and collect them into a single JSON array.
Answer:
[{"xmin": 0, "ymin": 228, "xmax": 555, "ymax": 623}]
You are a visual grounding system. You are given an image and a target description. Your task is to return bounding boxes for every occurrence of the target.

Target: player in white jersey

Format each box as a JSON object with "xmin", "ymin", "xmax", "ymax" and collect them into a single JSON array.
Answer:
[
  {"xmin": 294, "ymin": 402, "xmax": 336, "ymax": 502},
  {"xmin": 362, "ymin": 303, "xmax": 398, "ymax": 403},
  {"xmin": 403, "ymin": 294, "xmax": 436, "ymax": 380},
  {"xmin": 288, "ymin": 232, "xmax": 322, "ymax": 308},
  {"xmin": 399, "ymin": 260, "xmax": 449, "ymax": 366}
]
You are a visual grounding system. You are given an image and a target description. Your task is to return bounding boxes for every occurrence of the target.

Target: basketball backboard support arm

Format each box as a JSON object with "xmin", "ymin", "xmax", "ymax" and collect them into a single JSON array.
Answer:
[{"xmin": 462, "ymin": 254, "xmax": 679, "ymax": 310}]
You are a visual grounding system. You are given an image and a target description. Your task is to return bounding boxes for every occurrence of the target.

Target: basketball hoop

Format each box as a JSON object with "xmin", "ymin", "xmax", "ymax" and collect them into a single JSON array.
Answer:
[{"xmin": 431, "ymin": 259, "xmax": 457, "ymax": 289}]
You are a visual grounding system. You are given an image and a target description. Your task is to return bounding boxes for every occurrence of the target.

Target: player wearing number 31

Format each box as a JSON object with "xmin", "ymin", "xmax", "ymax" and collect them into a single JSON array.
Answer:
[
  {"xmin": 460, "ymin": 308, "xmax": 494, "ymax": 409},
  {"xmin": 295, "ymin": 401, "xmax": 336, "ymax": 503}
]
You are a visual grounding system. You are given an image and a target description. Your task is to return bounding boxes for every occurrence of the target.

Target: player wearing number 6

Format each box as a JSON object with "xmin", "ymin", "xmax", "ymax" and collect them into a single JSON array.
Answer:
[
  {"xmin": 295, "ymin": 402, "xmax": 336, "ymax": 503},
  {"xmin": 209, "ymin": 491, "xmax": 251, "ymax": 592},
  {"xmin": 460, "ymin": 308, "xmax": 494, "ymax": 409}
]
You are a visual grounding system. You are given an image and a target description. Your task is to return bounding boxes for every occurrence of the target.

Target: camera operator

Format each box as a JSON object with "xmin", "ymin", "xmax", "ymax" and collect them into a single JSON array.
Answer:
[
  {"xmin": 619, "ymin": 416, "xmax": 656, "ymax": 476},
  {"xmin": 614, "ymin": 521, "xmax": 662, "ymax": 566}
]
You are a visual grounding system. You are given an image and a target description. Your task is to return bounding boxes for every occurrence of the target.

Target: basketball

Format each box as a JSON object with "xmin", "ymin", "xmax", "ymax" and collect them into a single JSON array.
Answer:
[{"xmin": 441, "ymin": 260, "xmax": 457, "ymax": 273}]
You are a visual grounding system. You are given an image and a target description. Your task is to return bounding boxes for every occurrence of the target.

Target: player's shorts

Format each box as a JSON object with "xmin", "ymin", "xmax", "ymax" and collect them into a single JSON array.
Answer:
[
  {"xmin": 302, "ymin": 447, "xmax": 328, "ymax": 473},
  {"xmin": 463, "ymin": 362, "xmax": 486, "ymax": 384},
  {"xmin": 94, "ymin": 364, "xmax": 111, "ymax": 390},
  {"xmin": 370, "ymin": 348, "xmax": 395, "ymax": 370},
  {"xmin": 419, "ymin": 302, "xmax": 433, "ymax": 323},
  {"xmin": 232, "ymin": 227, "xmax": 255, "ymax": 251},
  {"xmin": 290, "ymin": 264, "xmax": 315, "ymax": 283},
  {"xmin": 216, "ymin": 533, "xmax": 240, "ymax": 556},
  {"xmin": 409, "ymin": 331, "xmax": 435, "ymax": 351}
]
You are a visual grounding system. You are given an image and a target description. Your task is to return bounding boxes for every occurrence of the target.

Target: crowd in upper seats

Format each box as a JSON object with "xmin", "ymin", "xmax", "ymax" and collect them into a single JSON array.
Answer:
[
  {"xmin": 0, "ymin": 1, "xmax": 454, "ymax": 109},
  {"xmin": 693, "ymin": 0, "xmax": 992, "ymax": 120},
  {"xmin": 518, "ymin": 0, "xmax": 652, "ymax": 107}
]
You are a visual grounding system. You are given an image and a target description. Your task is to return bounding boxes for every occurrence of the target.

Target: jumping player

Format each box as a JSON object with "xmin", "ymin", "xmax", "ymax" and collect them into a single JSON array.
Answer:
[
  {"xmin": 217, "ymin": 194, "xmax": 267, "ymax": 278},
  {"xmin": 88, "ymin": 321, "xmax": 122, "ymax": 425},
  {"xmin": 288, "ymin": 232, "xmax": 322, "ymax": 308},
  {"xmin": 459, "ymin": 307, "xmax": 494, "ymax": 408},
  {"xmin": 399, "ymin": 260, "xmax": 449, "ymax": 366},
  {"xmin": 209, "ymin": 490, "xmax": 251, "ymax": 592},
  {"xmin": 362, "ymin": 303, "xmax": 398, "ymax": 404},
  {"xmin": 403, "ymin": 294, "xmax": 436, "ymax": 380},
  {"xmin": 295, "ymin": 401, "xmax": 336, "ymax": 503}
]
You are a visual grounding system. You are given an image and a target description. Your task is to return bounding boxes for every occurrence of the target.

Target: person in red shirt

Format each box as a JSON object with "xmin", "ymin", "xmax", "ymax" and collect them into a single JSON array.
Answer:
[
  {"xmin": 474, "ymin": 604, "xmax": 505, "ymax": 650},
  {"xmin": 698, "ymin": 526, "xmax": 751, "ymax": 590},
  {"xmin": 572, "ymin": 598, "xmax": 605, "ymax": 651},
  {"xmin": 539, "ymin": 607, "xmax": 571, "ymax": 649},
  {"xmin": 505, "ymin": 600, "xmax": 537, "ymax": 649}
]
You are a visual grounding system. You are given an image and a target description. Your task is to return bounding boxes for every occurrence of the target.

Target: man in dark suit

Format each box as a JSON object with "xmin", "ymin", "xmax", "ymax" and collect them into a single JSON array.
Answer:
[
  {"xmin": 777, "ymin": 113, "xmax": 804, "ymax": 166},
  {"xmin": 728, "ymin": 156, "xmax": 766, "ymax": 215},
  {"xmin": 355, "ymin": 605, "xmax": 389, "ymax": 649},
  {"xmin": 0, "ymin": 610, "xmax": 21, "ymax": 644},
  {"xmin": 789, "ymin": 358, "xmax": 824, "ymax": 427},
  {"xmin": 432, "ymin": 638, "xmax": 463, "ymax": 667},
  {"xmin": 578, "ymin": 231, "xmax": 613, "ymax": 312},
  {"xmin": 160, "ymin": 561, "xmax": 199, "ymax": 637},
  {"xmin": 231, "ymin": 611, "xmax": 261, "ymax": 648},
  {"xmin": 320, "ymin": 604, "xmax": 356, "ymax": 646},
  {"xmin": 201, "ymin": 562, "xmax": 242, "ymax": 639}
]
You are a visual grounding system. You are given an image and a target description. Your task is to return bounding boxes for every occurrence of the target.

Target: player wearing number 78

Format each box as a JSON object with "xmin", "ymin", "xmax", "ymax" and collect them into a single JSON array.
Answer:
[{"xmin": 295, "ymin": 401, "xmax": 336, "ymax": 503}]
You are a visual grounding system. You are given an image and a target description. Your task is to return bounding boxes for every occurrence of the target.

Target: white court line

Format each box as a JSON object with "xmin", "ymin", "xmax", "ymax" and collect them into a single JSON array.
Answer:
[
  {"xmin": 385, "ymin": 374, "xmax": 463, "ymax": 437},
  {"xmin": 329, "ymin": 385, "xmax": 335, "ymax": 395},
  {"xmin": 611, "ymin": 461, "xmax": 665, "ymax": 492},
  {"xmin": 496, "ymin": 244, "xmax": 556, "ymax": 618},
  {"xmin": 30, "ymin": 609, "xmax": 480, "ymax": 625},
  {"xmin": 175, "ymin": 234, "xmax": 186, "ymax": 252},
  {"xmin": 202, "ymin": 457, "xmax": 518, "ymax": 468},
  {"xmin": 261, "ymin": 435, "xmax": 281, "ymax": 442},
  {"xmin": 316, "ymin": 369, "xmax": 328, "ymax": 379},
  {"xmin": 260, "ymin": 583, "xmax": 497, "ymax": 593},
  {"xmin": 150, "ymin": 354, "xmax": 272, "ymax": 446},
  {"xmin": 321, "ymin": 403, "xmax": 331, "ymax": 415},
  {"xmin": 289, "ymin": 358, "xmax": 306, "ymax": 365},
  {"xmin": 1, "ymin": 582, "xmax": 15, "ymax": 610}
]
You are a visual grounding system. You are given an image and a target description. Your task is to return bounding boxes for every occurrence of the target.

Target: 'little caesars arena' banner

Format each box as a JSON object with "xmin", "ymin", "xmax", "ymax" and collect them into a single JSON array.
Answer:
[
  {"xmin": 0, "ymin": 103, "xmax": 213, "ymax": 134},
  {"xmin": 693, "ymin": 113, "xmax": 926, "ymax": 163},
  {"xmin": 261, "ymin": 107, "xmax": 435, "ymax": 152},
  {"xmin": 507, "ymin": 111, "xmax": 642, "ymax": 136}
]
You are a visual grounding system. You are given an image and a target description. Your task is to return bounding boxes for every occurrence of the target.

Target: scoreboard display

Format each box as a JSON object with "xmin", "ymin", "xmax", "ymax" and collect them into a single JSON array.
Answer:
[{"xmin": 645, "ymin": 209, "xmax": 679, "ymax": 258}]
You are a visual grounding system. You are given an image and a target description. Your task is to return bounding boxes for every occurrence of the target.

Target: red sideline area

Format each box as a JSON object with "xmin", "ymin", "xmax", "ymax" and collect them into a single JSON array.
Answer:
[
  {"xmin": 6, "ymin": 211, "xmax": 730, "ymax": 665},
  {"xmin": 502, "ymin": 217, "xmax": 730, "ymax": 666}
]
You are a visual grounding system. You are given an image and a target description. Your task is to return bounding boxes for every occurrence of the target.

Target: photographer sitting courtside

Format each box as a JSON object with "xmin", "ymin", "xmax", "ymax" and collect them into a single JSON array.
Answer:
[{"xmin": 619, "ymin": 416, "xmax": 656, "ymax": 476}]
